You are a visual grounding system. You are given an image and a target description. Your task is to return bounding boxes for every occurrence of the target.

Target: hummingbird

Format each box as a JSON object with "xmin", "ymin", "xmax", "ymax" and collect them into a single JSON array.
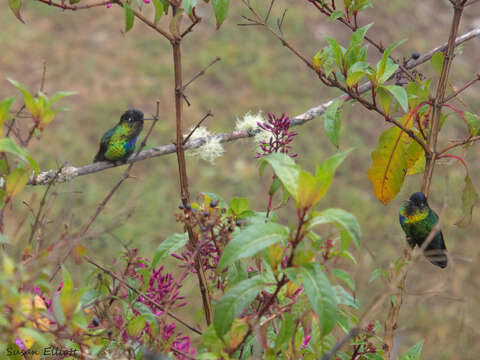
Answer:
[
  {"xmin": 399, "ymin": 192, "xmax": 447, "ymax": 268},
  {"xmin": 93, "ymin": 108, "xmax": 144, "ymax": 163}
]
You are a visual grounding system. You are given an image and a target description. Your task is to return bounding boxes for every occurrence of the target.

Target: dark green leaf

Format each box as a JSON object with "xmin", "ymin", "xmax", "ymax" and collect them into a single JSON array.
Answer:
[
  {"xmin": 324, "ymin": 99, "xmax": 343, "ymax": 148},
  {"xmin": 310, "ymin": 208, "xmax": 361, "ymax": 248},
  {"xmin": 214, "ymin": 276, "xmax": 264, "ymax": 337},
  {"xmin": 349, "ymin": 23, "xmax": 373, "ymax": 49},
  {"xmin": 331, "ymin": 268, "xmax": 355, "ymax": 290},
  {"xmin": 217, "ymin": 223, "xmax": 288, "ymax": 272},
  {"xmin": 274, "ymin": 313, "xmax": 294, "ymax": 349},
  {"xmin": 298, "ymin": 263, "xmax": 337, "ymax": 337}
]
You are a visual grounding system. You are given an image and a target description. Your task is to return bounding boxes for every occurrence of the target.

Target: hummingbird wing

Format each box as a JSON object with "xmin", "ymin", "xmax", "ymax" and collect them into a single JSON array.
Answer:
[
  {"xmin": 93, "ymin": 127, "xmax": 115, "ymax": 162},
  {"xmin": 424, "ymin": 230, "xmax": 447, "ymax": 268}
]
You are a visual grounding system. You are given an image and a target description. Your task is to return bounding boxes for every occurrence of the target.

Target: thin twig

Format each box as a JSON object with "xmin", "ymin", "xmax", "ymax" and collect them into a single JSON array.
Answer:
[
  {"xmin": 182, "ymin": 111, "xmax": 213, "ymax": 145},
  {"xmin": 182, "ymin": 57, "xmax": 221, "ymax": 91},
  {"xmin": 442, "ymin": 73, "xmax": 480, "ymax": 103}
]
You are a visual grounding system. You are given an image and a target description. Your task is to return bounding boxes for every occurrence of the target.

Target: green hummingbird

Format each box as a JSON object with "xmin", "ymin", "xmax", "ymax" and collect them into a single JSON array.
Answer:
[
  {"xmin": 399, "ymin": 192, "xmax": 447, "ymax": 268},
  {"xmin": 93, "ymin": 108, "xmax": 144, "ymax": 163}
]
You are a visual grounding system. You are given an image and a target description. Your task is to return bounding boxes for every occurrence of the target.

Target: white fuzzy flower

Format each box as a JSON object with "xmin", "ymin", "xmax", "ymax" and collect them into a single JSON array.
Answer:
[{"xmin": 186, "ymin": 126, "xmax": 225, "ymax": 164}]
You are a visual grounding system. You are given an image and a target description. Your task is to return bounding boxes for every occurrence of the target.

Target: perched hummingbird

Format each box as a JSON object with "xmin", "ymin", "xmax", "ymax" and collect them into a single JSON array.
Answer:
[
  {"xmin": 93, "ymin": 108, "xmax": 144, "ymax": 163},
  {"xmin": 399, "ymin": 192, "xmax": 447, "ymax": 268}
]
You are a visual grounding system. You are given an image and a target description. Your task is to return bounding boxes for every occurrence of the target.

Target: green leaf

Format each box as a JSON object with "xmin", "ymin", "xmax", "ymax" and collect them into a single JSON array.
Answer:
[
  {"xmin": 329, "ymin": 10, "xmax": 344, "ymax": 21},
  {"xmin": 377, "ymin": 87, "xmax": 391, "ymax": 116},
  {"xmin": 152, "ymin": 233, "xmax": 188, "ymax": 268},
  {"xmin": 183, "ymin": 0, "xmax": 196, "ymax": 15},
  {"xmin": 314, "ymin": 149, "xmax": 352, "ymax": 201},
  {"xmin": 367, "ymin": 115, "xmax": 413, "ymax": 204},
  {"xmin": 48, "ymin": 91, "xmax": 76, "ymax": 106},
  {"xmin": 61, "ymin": 265, "xmax": 74, "ymax": 292},
  {"xmin": 51, "ymin": 293, "xmax": 66, "ymax": 326},
  {"xmin": 217, "ymin": 223, "xmax": 288, "ymax": 272},
  {"xmin": 124, "ymin": 2, "xmax": 134, "ymax": 32},
  {"xmin": 152, "ymin": 0, "xmax": 164, "ymax": 24},
  {"xmin": 327, "ymin": 38, "xmax": 344, "ymax": 70},
  {"xmin": 310, "ymin": 208, "xmax": 361, "ymax": 248},
  {"xmin": 324, "ymin": 99, "xmax": 343, "ymax": 148},
  {"xmin": 274, "ymin": 313, "xmax": 294, "ymax": 349},
  {"xmin": 465, "ymin": 112, "xmax": 480, "ymax": 136},
  {"xmin": 214, "ymin": 276, "xmax": 264, "ymax": 337},
  {"xmin": 332, "ymin": 268, "xmax": 355, "ymax": 291},
  {"xmin": 6, "ymin": 167, "xmax": 29, "ymax": 200},
  {"xmin": 8, "ymin": 0, "xmax": 24, "ymax": 23},
  {"xmin": 399, "ymin": 340, "xmax": 424, "ymax": 360},
  {"xmin": 349, "ymin": 23, "xmax": 373, "ymax": 49},
  {"xmin": 0, "ymin": 138, "xmax": 29, "ymax": 162},
  {"xmin": 229, "ymin": 197, "xmax": 249, "ymax": 216},
  {"xmin": 455, "ymin": 174, "xmax": 479, "ymax": 228},
  {"xmin": 127, "ymin": 315, "xmax": 147, "ymax": 337},
  {"xmin": 211, "ymin": 0, "xmax": 230, "ymax": 29},
  {"xmin": 298, "ymin": 263, "xmax": 337, "ymax": 337},
  {"xmin": 159, "ymin": 0, "xmax": 169, "ymax": 14},
  {"xmin": 376, "ymin": 39, "xmax": 405, "ymax": 83},
  {"xmin": 383, "ymin": 85, "xmax": 408, "ymax": 112},
  {"xmin": 346, "ymin": 61, "xmax": 369, "ymax": 87},
  {"xmin": 431, "ymin": 52, "xmax": 444, "ymax": 76},
  {"xmin": 259, "ymin": 153, "xmax": 300, "ymax": 201},
  {"xmin": 8, "ymin": 78, "xmax": 38, "ymax": 119},
  {"xmin": 378, "ymin": 58, "xmax": 399, "ymax": 84},
  {"xmin": 0, "ymin": 96, "xmax": 16, "ymax": 137}
]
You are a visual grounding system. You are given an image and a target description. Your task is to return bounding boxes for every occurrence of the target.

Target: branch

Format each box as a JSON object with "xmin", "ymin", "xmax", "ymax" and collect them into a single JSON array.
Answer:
[
  {"xmin": 26, "ymin": 27, "xmax": 480, "ymax": 186},
  {"xmin": 421, "ymin": 3, "xmax": 466, "ymax": 197}
]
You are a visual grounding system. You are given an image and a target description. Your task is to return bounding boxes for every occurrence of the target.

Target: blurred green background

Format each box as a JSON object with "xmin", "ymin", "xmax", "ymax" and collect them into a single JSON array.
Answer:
[{"xmin": 1, "ymin": 0, "xmax": 479, "ymax": 358}]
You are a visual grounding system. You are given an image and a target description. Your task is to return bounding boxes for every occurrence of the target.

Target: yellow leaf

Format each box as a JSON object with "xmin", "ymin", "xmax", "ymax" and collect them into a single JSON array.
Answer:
[
  {"xmin": 6, "ymin": 168, "xmax": 29, "ymax": 200},
  {"xmin": 406, "ymin": 139, "xmax": 425, "ymax": 176},
  {"xmin": 367, "ymin": 115, "xmax": 414, "ymax": 204}
]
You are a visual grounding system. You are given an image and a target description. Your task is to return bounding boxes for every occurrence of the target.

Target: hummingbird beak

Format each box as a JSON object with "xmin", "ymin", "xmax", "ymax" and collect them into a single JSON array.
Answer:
[{"xmin": 144, "ymin": 117, "xmax": 156, "ymax": 121}]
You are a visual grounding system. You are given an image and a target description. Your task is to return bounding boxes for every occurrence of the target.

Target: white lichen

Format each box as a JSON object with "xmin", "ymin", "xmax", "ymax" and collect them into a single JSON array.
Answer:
[
  {"xmin": 186, "ymin": 126, "xmax": 225, "ymax": 164},
  {"xmin": 234, "ymin": 111, "xmax": 272, "ymax": 147},
  {"xmin": 235, "ymin": 111, "xmax": 265, "ymax": 132}
]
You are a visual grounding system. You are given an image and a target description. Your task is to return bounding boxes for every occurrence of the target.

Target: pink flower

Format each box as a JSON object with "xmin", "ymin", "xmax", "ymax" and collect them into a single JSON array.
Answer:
[
  {"xmin": 106, "ymin": 3, "xmax": 112, "ymax": 8},
  {"xmin": 143, "ymin": 0, "xmax": 150, "ymax": 3}
]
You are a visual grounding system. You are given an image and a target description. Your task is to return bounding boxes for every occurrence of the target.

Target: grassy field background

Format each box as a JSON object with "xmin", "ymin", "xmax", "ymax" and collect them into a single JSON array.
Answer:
[{"xmin": 1, "ymin": 0, "xmax": 480, "ymax": 358}]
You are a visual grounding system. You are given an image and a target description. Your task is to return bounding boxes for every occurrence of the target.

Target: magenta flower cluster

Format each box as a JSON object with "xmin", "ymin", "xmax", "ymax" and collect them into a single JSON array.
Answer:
[
  {"xmin": 256, "ymin": 112, "xmax": 297, "ymax": 158},
  {"xmin": 117, "ymin": 249, "xmax": 196, "ymax": 359}
]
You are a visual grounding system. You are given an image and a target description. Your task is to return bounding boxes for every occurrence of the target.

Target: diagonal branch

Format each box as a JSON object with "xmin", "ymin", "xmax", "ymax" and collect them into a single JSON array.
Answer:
[{"xmin": 26, "ymin": 27, "xmax": 480, "ymax": 186}]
